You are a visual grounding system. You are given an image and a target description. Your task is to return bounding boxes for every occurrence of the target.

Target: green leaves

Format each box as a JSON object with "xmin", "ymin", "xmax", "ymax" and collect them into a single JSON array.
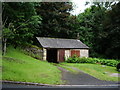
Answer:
[
  {"xmin": 35, "ymin": 2, "xmax": 73, "ymax": 38},
  {"xmin": 3, "ymin": 2, "xmax": 42, "ymax": 47},
  {"xmin": 76, "ymin": 2, "xmax": 120, "ymax": 59},
  {"xmin": 66, "ymin": 57, "xmax": 120, "ymax": 67},
  {"xmin": 3, "ymin": 28, "xmax": 14, "ymax": 39}
]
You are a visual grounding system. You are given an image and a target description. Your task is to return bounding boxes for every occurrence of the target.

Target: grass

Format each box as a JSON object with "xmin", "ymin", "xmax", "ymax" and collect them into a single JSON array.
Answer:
[
  {"xmin": 55, "ymin": 63, "xmax": 79, "ymax": 74},
  {"xmin": 2, "ymin": 46, "xmax": 63, "ymax": 84},
  {"xmin": 60, "ymin": 63, "xmax": 119, "ymax": 82}
]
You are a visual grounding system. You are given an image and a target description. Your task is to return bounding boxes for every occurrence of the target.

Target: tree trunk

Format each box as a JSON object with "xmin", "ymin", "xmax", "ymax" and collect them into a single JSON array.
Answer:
[{"xmin": 2, "ymin": 38, "xmax": 7, "ymax": 55}]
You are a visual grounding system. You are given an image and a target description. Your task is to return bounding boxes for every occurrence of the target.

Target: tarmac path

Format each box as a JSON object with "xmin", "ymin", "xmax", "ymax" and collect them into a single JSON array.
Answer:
[{"xmin": 57, "ymin": 66, "xmax": 119, "ymax": 85}]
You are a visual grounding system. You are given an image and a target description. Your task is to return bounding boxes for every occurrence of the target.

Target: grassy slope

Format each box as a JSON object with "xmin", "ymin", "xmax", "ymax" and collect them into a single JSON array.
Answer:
[
  {"xmin": 60, "ymin": 63, "xmax": 119, "ymax": 82},
  {"xmin": 2, "ymin": 46, "xmax": 63, "ymax": 84}
]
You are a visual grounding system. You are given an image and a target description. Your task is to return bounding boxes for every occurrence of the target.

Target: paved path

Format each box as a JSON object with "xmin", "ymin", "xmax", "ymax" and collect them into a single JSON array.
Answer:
[{"xmin": 58, "ymin": 66, "xmax": 119, "ymax": 85}]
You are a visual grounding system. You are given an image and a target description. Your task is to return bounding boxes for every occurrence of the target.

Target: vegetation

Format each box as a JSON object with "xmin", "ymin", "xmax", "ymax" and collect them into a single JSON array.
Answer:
[
  {"xmin": 2, "ymin": 2, "xmax": 41, "ymax": 55},
  {"xmin": 59, "ymin": 63, "xmax": 120, "ymax": 81},
  {"xmin": 35, "ymin": 2, "xmax": 75, "ymax": 38},
  {"xmin": 55, "ymin": 63, "xmax": 79, "ymax": 74},
  {"xmin": 66, "ymin": 56, "xmax": 120, "ymax": 67},
  {"xmin": 77, "ymin": 2, "xmax": 120, "ymax": 59},
  {"xmin": 2, "ymin": 2, "xmax": 120, "ymax": 60},
  {"xmin": 2, "ymin": 1, "xmax": 120, "ymax": 84},
  {"xmin": 2, "ymin": 46, "xmax": 63, "ymax": 84}
]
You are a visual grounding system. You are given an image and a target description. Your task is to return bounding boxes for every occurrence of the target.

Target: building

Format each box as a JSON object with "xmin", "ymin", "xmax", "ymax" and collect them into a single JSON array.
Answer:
[{"xmin": 36, "ymin": 37, "xmax": 89, "ymax": 63}]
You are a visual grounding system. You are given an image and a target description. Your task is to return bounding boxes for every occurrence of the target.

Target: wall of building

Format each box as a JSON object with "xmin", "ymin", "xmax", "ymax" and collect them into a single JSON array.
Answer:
[
  {"xmin": 65, "ymin": 50, "xmax": 70, "ymax": 60},
  {"xmin": 80, "ymin": 49, "xmax": 89, "ymax": 57},
  {"xmin": 64, "ymin": 49, "xmax": 89, "ymax": 59},
  {"xmin": 43, "ymin": 48, "xmax": 47, "ymax": 61},
  {"xmin": 43, "ymin": 48, "xmax": 89, "ymax": 62}
]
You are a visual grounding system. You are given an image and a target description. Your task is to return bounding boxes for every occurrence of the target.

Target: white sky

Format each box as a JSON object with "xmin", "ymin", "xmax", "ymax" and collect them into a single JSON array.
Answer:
[{"xmin": 71, "ymin": 0, "xmax": 92, "ymax": 15}]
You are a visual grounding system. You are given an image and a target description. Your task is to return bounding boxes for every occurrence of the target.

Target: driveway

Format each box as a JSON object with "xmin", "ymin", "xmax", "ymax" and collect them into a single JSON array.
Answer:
[{"xmin": 58, "ymin": 66, "xmax": 119, "ymax": 85}]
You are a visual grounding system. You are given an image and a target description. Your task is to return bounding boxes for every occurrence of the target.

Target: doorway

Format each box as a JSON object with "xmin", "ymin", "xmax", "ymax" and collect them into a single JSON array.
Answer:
[
  {"xmin": 47, "ymin": 49, "xmax": 58, "ymax": 63},
  {"xmin": 58, "ymin": 49, "xmax": 65, "ymax": 62}
]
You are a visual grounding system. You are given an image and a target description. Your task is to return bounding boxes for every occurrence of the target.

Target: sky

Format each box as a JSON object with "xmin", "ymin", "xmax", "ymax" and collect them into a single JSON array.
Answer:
[{"xmin": 71, "ymin": 0, "xmax": 92, "ymax": 15}]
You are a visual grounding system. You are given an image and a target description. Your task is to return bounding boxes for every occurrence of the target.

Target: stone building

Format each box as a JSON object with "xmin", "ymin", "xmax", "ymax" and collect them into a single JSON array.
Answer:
[{"xmin": 36, "ymin": 37, "xmax": 89, "ymax": 63}]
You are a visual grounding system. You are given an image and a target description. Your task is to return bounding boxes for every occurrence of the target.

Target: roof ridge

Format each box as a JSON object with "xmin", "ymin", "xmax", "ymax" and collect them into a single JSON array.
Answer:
[{"xmin": 36, "ymin": 37, "xmax": 79, "ymax": 41}]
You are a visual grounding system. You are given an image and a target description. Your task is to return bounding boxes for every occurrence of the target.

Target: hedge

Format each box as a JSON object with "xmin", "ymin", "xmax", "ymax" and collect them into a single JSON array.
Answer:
[{"xmin": 65, "ymin": 56, "xmax": 120, "ymax": 67}]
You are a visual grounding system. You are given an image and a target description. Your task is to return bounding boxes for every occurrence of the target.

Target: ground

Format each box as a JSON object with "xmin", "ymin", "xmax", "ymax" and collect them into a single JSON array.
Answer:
[
  {"xmin": 57, "ymin": 66, "xmax": 119, "ymax": 85},
  {"xmin": 2, "ymin": 46, "xmax": 120, "ymax": 88}
]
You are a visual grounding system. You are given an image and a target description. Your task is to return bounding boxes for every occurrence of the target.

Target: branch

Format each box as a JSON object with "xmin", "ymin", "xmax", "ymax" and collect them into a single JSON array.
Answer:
[
  {"xmin": 15, "ymin": 19, "xmax": 30, "ymax": 30},
  {"xmin": 3, "ymin": 17, "xmax": 8, "ymax": 28}
]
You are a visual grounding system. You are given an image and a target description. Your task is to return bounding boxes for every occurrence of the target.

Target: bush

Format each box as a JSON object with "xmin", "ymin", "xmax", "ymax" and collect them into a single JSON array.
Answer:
[
  {"xmin": 77, "ymin": 57, "xmax": 88, "ymax": 63},
  {"xmin": 66, "ymin": 57, "xmax": 120, "ymax": 67},
  {"xmin": 67, "ymin": 55, "xmax": 79, "ymax": 63}
]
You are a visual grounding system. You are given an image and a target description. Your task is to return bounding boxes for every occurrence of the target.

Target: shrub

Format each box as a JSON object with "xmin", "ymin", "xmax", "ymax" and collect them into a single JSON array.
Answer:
[
  {"xmin": 77, "ymin": 57, "xmax": 88, "ymax": 63},
  {"xmin": 67, "ymin": 55, "xmax": 79, "ymax": 63},
  {"xmin": 66, "ymin": 57, "xmax": 120, "ymax": 67}
]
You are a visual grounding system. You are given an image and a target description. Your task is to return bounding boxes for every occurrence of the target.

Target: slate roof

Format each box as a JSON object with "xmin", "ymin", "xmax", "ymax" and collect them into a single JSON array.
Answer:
[{"xmin": 36, "ymin": 37, "xmax": 89, "ymax": 49}]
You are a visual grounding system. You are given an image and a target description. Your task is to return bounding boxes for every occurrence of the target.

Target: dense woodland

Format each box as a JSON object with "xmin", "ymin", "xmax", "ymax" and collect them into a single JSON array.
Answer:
[{"xmin": 2, "ymin": 2, "xmax": 120, "ymax": 60}]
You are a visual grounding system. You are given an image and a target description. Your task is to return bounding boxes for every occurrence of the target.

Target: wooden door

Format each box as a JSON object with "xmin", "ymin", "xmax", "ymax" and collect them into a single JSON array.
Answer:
[
  {"xmin": 71, "ymin": 50, "xmax": 80, "ymax": 57},
  {"xmin": 59, "ymin": 49, "xmax": 65, "ymax": 62}
]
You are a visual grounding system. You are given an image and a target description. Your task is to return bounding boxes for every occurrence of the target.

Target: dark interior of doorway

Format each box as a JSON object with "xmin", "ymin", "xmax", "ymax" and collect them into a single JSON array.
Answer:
[{"xmin": 47, "ymin": 49, "xmax": 58, "ymax": 63}]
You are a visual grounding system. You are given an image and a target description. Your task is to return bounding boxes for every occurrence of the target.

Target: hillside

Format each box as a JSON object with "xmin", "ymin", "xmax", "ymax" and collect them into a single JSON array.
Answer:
[{"xmin": 2, "ymin": 46, "xmax": 63, "ymax": 84}]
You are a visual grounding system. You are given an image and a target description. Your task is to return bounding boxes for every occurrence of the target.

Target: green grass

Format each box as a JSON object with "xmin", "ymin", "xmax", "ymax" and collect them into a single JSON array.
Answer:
[
  {"xmin": 55, "ymin": 63, "xmax": 79, "ymax": 74},
  {"xmin": 2, "ymin": 46, "xmax": 63, "ymax": 84},
  {"xmin": 60, "ymin": 63, "xmax": 119, "ymax": 82}
]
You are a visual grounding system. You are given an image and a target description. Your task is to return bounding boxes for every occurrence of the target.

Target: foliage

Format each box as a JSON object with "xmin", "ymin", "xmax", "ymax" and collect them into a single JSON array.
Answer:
[
  {"xmin": 2, "ymin": 2, "xmax": 41, "ymax": 47},
  {"xmin": 2, "ymin": 2, "xmax": 120, "ymax": 59},
  {"xmin": 101, "ymin": 2, "xmax": 120, "ymax": 59},
  {"xmin": 65, "ymin": 55, "xmax": 79, "ymax": 63},
  {"xmin": 2, "ymin": 46, "xmax": 63, "ymax": 84},
  {"xmin": 66, "ymin": 56, "xmax": 120, "ymax": 67},
  {"xmin": 74, "ymin": 2, "xmax": 120, "ymax": 59},
  {"xmin": 35, "ymin": 2, "xmax": 76, "ymax": 38},
  {"xmin": 76, "ymin": 5, "xmax": 107, "ymax": 58}
]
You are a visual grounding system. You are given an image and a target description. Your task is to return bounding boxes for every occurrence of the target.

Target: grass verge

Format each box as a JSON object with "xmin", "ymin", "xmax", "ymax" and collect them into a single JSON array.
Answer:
[
  {"xmin": 60, "ymin": 63, "xmax": 119, "ymax": 82},
  {"xmin": 54, "ymin": 63, "xmax": 79, "ymax": 74},
  {"xmin": 2, "ymin": 46, "xmax": 63, "ymax": 84}
]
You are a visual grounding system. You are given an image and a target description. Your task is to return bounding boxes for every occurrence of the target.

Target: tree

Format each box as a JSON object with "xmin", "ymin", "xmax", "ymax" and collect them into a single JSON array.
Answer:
[
  {"xmin": 77, "ymin": 5, "xmax": 107, "ymax": 57},
  {"xmin": 2, "ymin": 2, "xmax": 41, "ymax": 55},
  {"xmin": 102, "ymin": 2, "xmax": 120, "ymax": 59},
  {"xmin": 76, "ymin": 1, "xmax": 120, "ymax": 59},
  {"xmin": 35, "ymin": 2, "xmax": 74, "ymax": 38}
]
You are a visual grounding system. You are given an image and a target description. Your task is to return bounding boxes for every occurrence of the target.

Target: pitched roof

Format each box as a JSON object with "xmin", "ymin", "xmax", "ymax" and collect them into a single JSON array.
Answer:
[{"xmin": 36, "ymin": 37, "xmax": 89, "ymax": 49}]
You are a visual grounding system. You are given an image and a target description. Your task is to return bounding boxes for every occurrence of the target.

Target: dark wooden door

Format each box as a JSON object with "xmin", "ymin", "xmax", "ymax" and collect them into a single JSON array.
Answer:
[
  {"xmin": 71, "ymin": 50, "xmax": 80, "ymax": 57},
  {"xmin": 59, "ymin": 49, "xmax": 65, "ymax": 62}
]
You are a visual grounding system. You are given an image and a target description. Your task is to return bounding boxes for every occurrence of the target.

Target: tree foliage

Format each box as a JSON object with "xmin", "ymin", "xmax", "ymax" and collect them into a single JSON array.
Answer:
[
  {"xmin": 2, "ymin": 2, "xmax": 41, "ymax": 47},
  {"xmin": 102, "ymin": 2, "xmax": 120, "ymax": 59},
  {"xmin": 35, "ymin": 2, "xmax": 74, "ymax": 38},
  {"xmin": 2, "ymin": 2, "xmax": 120, "ymax": 59},
  {"xmin": 76, "ymin": 2, "xmax": 120, "ymax": 59}
]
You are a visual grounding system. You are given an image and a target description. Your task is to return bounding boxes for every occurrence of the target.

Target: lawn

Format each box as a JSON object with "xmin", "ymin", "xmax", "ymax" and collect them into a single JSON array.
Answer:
[
  {"xmin": 2, "ymin": 46, "xmax": 63, "ymax": 84},
  {"xmin": 59, "ymin": 63, "xmax": 119, "ymax": 82}
]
